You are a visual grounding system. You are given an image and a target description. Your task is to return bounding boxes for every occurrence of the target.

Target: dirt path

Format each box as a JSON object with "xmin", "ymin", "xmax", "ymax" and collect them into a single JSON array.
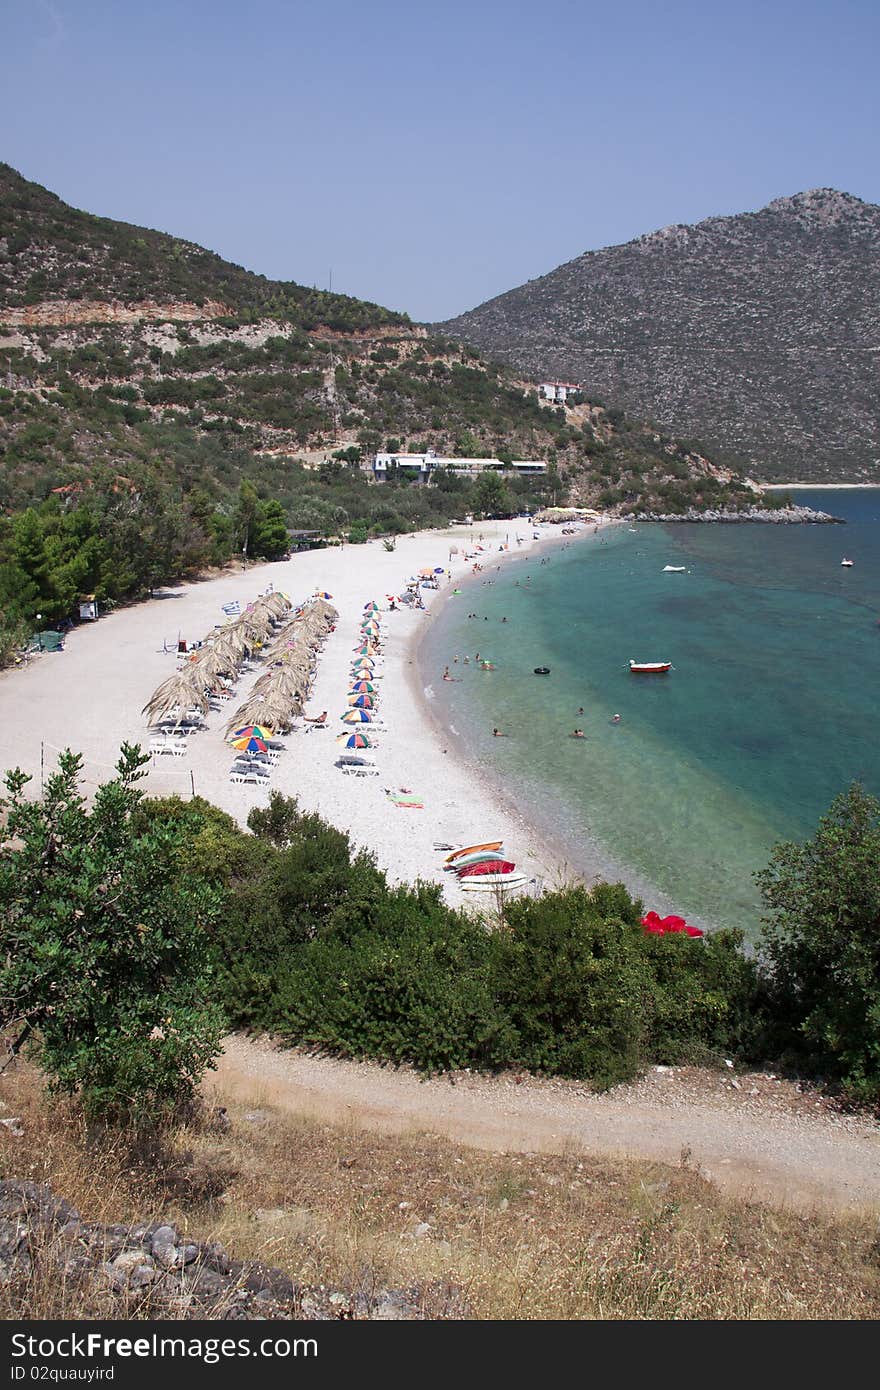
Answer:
[{"xmin": 210, "ymin": 1037, "xmax": 880, "ymax": 1215}]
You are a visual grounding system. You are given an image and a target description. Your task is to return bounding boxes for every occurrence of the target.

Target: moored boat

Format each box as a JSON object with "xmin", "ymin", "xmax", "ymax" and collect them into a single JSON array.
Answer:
[{"xmin": 629, "ymin": 660, "xmax": 672, "ymax": 674}]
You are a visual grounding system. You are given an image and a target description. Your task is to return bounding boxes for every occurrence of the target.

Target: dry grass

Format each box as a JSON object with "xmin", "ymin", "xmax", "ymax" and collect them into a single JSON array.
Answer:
[{"xmin": 2, "ymin": 1061, "xmax": 879, "ymax": 1320}]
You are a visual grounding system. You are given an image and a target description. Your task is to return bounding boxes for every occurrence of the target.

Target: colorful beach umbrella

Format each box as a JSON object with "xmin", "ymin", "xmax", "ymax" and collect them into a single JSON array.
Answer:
[
  {"xmin": 363, "ymin": 601, "xmax": 381, "ymax": 612},
  {"xmin": 348, "ymin": 680, "xmax": 376, "ymax": 693},
  {"xmin": 229, "ymin": 723, "xmax": 272, "ymax": 741},
  {"xmin": 230, "ymin": 733, "xmax": 268, "ymax": 754},
  {"xmin": 341, "ymin": 708, "xmax": 374, "ymax": 723},
  {"xmin": 347, "ymin": 693, "xmax": 375, "ymax": 708},
  {"xmin": 351, "ymin": 656, "xmax": 376, "ymax": 669},
  {"xmin": 337, "ymin": 731, "xmax": 372, "ymax": 748},
  {"xmin": 315, "ymin": 590, "xmax": 333, "ymax": 599},
  {"xmin": 354, "ymin": 645, "xmax": 380, "ymax": 656}
]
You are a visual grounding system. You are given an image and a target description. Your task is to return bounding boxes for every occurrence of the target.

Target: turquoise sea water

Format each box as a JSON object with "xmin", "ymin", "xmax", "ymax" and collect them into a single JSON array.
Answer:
[{"xmin": 420, "ymin": 491, "xmax": 880, "ymax": 939}]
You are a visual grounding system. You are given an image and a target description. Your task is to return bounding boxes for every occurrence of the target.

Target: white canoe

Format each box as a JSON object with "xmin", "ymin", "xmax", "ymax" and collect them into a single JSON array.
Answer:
[{"xmin": 459, "ymin": 874, "xmax": 530, "ymax": 891}]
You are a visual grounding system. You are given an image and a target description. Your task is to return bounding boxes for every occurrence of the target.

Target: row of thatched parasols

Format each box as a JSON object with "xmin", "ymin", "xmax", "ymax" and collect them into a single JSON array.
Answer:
[{"xmin": 142, "ymin": 592, "xmax": 338, "ymax": 733}]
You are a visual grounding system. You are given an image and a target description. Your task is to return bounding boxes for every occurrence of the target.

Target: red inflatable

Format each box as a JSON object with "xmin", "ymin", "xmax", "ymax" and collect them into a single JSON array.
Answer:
[{"xmin": 641, "ymin": 910, "xmax": 704, "ymax": 938}]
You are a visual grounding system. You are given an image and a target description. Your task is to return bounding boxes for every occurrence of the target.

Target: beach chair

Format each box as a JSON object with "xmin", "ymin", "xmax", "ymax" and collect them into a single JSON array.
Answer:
[
  {"xmin": 229, "ymin": 771, "xmax": 269, "ymax": 785},
  {"xmin": 149, "ymin": 740, "xmax": 186, "ymax": 757}
]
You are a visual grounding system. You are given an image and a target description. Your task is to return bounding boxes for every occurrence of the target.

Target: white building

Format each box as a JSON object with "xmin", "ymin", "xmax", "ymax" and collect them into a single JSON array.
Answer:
[
  {"xmin": 540, "ymin": 381, "xmax": 581, "ymax": 403},
  {"xmin": 370, "ymin": 451, "xmax": 547, "ymax": 481}
]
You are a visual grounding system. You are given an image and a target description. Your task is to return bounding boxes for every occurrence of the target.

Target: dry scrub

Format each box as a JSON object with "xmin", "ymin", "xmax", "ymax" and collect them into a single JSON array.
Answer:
[{"xmin": 2, "ymin": 1061, "xmax": 878, "ymax": 1321}]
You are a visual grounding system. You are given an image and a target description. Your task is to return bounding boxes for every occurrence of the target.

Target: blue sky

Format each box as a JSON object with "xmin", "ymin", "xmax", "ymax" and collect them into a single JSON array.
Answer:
[{"xmin": 3, "ymin": 0, "xmax": 878, "ymax": 320}]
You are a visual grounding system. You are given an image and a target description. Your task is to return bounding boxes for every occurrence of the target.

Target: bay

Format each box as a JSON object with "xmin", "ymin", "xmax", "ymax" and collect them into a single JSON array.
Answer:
[{"xmin": 419, "ymin": 490, "xmax": 880, "ymax": 939}]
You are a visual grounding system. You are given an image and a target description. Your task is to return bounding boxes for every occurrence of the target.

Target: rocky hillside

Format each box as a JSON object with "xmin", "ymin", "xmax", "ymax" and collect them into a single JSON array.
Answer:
[
  {"xmin": 439, "ymin": 189, "xmax": 880, "ymax": 482},
  {"xmin": 0, "ymin": 164, "xmax": 769, "ymax": 522}
]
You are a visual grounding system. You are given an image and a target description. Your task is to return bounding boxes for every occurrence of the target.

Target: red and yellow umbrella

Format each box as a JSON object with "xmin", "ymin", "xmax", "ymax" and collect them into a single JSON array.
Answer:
[{"xmin": 347, "ymin": 693, "xmax": 375, "ymax": 708}]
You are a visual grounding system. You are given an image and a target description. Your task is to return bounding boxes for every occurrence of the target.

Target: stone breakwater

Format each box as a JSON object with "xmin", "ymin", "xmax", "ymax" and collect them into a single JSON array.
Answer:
[
  {"xmin": 623, "ymin": 506, "xmax": 842, "ymax": 524},
  {"xmin": 0, "ymin": 1179, "xmax": 467, "ymax": 1320}
]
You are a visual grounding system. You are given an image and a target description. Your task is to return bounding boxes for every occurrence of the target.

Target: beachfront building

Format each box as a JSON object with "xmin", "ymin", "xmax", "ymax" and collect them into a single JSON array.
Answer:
[
  {"xmin": 540, "ymin": 381, "xmax": 582, "ymax": 403},
  {"xmin": 369, "ymin": 451, "xmax": 547, "ymax": 482}
]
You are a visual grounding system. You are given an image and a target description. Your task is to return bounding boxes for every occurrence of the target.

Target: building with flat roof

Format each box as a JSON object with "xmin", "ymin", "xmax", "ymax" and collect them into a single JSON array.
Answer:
[
  {"xmin": 540, "ymin": 381, "xmax": 581, "ymax": 403},
  {"xmin": 369, "ymin": 451, "xmax": 547, "ymax": 481}
]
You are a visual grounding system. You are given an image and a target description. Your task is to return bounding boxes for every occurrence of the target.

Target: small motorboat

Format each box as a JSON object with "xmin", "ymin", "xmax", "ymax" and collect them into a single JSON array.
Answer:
[
  {"xmin": 662, "ymin": 565, "xmax": 687, "ymax": 573},
  {"xmin": 533, "ymin": 666, "xmax": 551, "ymax": 675},
  {"xmin": 629, "ymin": 660, "xmax": 672, "ymax": 674},
  {"xmin": 457, "ymin": 859, "xmax": 516, "ymax": 878},
  {"xmin": 444, "ymin": 840, "xmax": 503, "ymax": 864},
  {"xmin": 841, "ymin": 558, "xmax": 854, "ymax": 567}
]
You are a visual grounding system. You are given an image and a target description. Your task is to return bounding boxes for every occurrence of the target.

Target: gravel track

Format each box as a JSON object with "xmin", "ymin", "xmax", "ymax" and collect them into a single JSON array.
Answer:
[{"xmin": 210, "ymin": 1036, "xmax": 880, "ymax": 1214}]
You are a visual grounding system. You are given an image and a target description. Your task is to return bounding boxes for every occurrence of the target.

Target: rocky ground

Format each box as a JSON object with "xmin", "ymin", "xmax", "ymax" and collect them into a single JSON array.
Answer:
[{"xmin": 0, "ymin": 1179, "xmax": 466, "ymax": 1320}]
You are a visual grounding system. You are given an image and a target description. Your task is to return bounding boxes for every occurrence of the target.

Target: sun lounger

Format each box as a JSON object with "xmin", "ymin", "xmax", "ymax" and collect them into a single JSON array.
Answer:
[
  {"xmin": 339, "ymin": 765, "xmax": 380, "ymax": 777},
  {"xmin": 228, "ymin": 771, "xmax": 270, "ymax": 785},
  {"xmin": 149, "ymin": 741, "xmax": 187, "ymax": 756}
]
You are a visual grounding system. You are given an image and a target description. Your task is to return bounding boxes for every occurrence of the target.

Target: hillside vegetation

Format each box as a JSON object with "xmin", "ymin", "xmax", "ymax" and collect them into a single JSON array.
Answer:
[
  {"xmin": 0, "ymin": 165, "xmax": 772, "ymax": 654},
  {"xmin": 440, "ymin": 189, "xmax": 880, "ymax": 482}
]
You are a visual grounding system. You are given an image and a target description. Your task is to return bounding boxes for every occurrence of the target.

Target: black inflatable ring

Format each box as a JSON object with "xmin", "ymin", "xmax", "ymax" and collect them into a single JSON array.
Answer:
[{"xmin": 533, "ymin": 667, "xmax": 550, "ymax": 675}]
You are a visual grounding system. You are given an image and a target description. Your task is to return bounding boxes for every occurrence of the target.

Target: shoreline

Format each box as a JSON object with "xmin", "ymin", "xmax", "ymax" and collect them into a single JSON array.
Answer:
[
  {"xmin": 761, "ymin": 482, "xmax": 880, "ymax": 489},
  {"xmin": 408, "ymin": 524, "xmax": 607, "ymax": 898},
  {"xmin": 409, "ymin": 524, "xmax": 714, "ymax": 929}
]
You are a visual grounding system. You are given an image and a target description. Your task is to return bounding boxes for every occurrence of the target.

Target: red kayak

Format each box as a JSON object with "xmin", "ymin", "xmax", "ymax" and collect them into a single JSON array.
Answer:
[{"xmin": 457, "ymin": 859, "xmax": 515, "ymax": 878}]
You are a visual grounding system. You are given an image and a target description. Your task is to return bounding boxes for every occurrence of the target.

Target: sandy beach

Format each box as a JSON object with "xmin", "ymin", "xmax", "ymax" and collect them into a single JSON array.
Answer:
[{"xmin": 0, "ymin": 519, "xmax": 601, "ymax": 906}]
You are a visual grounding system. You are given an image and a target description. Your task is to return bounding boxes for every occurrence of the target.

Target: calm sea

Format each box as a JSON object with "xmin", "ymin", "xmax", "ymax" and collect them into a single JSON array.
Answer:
[{"xmin": 420, "ymin": 490, "xmax": 880, "ymax": 939}]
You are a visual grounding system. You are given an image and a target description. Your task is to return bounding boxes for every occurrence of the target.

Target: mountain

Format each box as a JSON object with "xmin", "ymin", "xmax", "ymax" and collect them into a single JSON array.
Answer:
[
  {"xmin": 0, "ymin": 161, "xmax": 405, "ymax": 333},
  {"xmin": 438, "ymin": 190, "xmax": 880, "ymax": 481},
  {"xmin": 0, "ymin": 165, "xmax": 777, "ymax": 655}
]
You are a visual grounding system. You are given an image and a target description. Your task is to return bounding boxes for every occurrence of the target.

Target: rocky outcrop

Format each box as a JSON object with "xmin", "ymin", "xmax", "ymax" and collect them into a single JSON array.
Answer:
[
  {"xmin": 1, "ymin": 299, "xmax": 232, "ymax": 328},
  {"xmin": 623, "ymin": 506, "xmax": 842, "ymax": 523},
  {"xmin": 0, "ymin": 1180, "xmax": 468, "ymax": 1320}
]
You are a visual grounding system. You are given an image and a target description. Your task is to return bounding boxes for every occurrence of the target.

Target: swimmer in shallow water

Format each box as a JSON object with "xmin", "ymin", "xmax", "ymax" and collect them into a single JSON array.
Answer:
[
  {"xmin": 611, "ymin": 713, "xmax": 621, "ymax": 724},
  {"xmin": 571, "ymin": 729, "xmax": 585, "ymax": 739}
]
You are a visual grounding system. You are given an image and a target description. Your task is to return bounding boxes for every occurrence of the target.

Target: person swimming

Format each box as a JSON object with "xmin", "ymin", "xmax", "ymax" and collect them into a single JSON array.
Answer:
[
  {"xmin": 571, "ymin": 729, "xmax": 585, "ymax": 739},
  {"xmin": 611, "ymin": 713, "xmax": 621, "ymax": 724}
]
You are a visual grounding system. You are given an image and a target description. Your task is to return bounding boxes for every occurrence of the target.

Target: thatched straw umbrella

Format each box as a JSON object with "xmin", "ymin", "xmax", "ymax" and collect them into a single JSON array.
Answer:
[{"xmin": 142, "ymin": 671, "xmax": 209, "ymax": 725}]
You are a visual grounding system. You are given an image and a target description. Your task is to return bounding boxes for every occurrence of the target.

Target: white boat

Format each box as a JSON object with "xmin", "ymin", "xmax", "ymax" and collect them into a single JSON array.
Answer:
[
  {"xmin": 841, "ymin": 558, "xmax": 854, "ymax": 567},
  {"xmin": 459, "ymin": 874, "xmax": 529, "ymax": 891},
  {"xmin": 629, "ymin": 660, "xmax": 672, "ymax": 674},
  {"xmin": 662, "ymin": 565, "xmax": 687, "ymax": 573}
]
